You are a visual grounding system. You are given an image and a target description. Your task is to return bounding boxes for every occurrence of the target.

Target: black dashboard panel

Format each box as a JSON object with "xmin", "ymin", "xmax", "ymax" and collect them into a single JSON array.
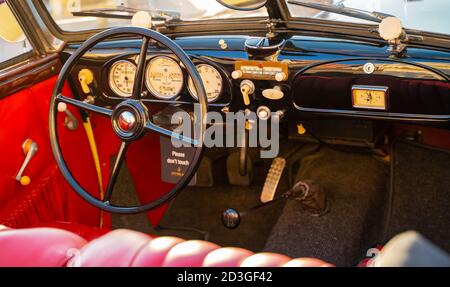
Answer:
[
  {"xmin": 292, "ymin": 59, "xmax": 450, "ymax": 121},
  {"xmin": 64, "ymin": 34, "xmax": 450, "ymax": 123}
]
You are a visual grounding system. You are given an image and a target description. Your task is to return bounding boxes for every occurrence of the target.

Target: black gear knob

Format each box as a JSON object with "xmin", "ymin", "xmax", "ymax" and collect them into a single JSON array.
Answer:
[{"xmin": 222, "ymin": 208, "xmax": 241, "ymax": 229}]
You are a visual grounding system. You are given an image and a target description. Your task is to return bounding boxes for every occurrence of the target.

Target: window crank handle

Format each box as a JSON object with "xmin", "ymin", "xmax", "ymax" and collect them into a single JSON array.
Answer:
[{"xmin": 15, "ymin": 139, "xmax": 38, "ymax": 182}]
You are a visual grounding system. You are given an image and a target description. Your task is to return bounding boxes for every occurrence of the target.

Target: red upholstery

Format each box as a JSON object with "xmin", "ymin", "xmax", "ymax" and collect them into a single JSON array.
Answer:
[
  {"xmin": 30, "ymin": 221, "xmax": 110, "ymax": 241},
  {"xmin": 0, "ymin": 226, "xmax": 87, "ymax": 267},
  {"xmin": 0, "ymin": 226, "xmax": 333, "ymax": 267}
]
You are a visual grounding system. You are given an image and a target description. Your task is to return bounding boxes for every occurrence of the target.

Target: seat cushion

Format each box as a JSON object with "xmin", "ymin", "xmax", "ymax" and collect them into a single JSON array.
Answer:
[
  {"xmin": 0, "ymin": 227, "xmax": 87, "ymax": 267},
  {"xmin": 30, "ymin": 221, "xmax": 110, "ymax": 241},
  {"xmin": 0, "ymin": 225, "xmax": 333, "ymax": 267}
]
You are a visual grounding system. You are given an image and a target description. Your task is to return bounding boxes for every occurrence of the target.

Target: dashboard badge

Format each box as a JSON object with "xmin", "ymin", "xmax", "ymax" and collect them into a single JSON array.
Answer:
[{"xmin": 363, "ymin": 63, "xmax": 375, "ymax": 74}]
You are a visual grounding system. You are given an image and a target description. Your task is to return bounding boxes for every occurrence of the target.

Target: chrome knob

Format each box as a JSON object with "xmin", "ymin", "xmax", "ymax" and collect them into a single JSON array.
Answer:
[
  {"xmin": 275, "ymin": 72, "xmax": 287, "ymax": 82},
  {"xmin": 232, "ymin": 70, "xmax": 243, "ymax": 80}
]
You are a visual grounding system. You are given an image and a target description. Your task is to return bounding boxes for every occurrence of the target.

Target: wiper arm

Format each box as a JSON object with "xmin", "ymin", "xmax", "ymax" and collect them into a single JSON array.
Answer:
[
  {"xmin": 287, "ymin": 0, "xmax": 394, "ymax": 23},
  {"xmin": 71, "ymin": 5, "xmax": 181, "ymax": 22}
]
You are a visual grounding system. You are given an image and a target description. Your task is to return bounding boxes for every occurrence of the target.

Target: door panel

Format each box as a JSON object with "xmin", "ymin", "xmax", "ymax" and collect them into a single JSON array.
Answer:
[{"xmin": 0, "ymin": 67, "xmax": 103, "ymax": 228}]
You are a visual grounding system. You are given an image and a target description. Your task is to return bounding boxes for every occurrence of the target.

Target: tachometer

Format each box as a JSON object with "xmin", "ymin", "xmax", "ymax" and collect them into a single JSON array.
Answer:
[
  {"xmin": 145, "ymin": 56, "xmax": 184, "ymax": 99},
  {"xmin": 109, "ymin": 60, "xmax": 136, "ymax": 98},
  {"xmin": 188, "ymin": 64, "xmax": 223, "ymax": 102}
]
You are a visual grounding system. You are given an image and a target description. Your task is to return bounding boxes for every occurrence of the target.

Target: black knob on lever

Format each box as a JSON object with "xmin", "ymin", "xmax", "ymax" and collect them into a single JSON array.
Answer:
[
  {"xmin": 222, "ymin": 208, "xmax": 241, "ymax": 229},
  {"xmin": 222, "ymin": 180, "xmax": 329, "ymax": 229}
]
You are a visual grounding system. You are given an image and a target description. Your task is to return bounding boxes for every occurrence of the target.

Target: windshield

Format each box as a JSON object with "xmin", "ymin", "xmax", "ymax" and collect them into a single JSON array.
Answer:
[
  {"xmin": 286, "ymin": 0, "xmax": 450, "ymax": 35},
  {"xmin": 42, "ymin": 0, "xmax": 267, "ymax": 31}
]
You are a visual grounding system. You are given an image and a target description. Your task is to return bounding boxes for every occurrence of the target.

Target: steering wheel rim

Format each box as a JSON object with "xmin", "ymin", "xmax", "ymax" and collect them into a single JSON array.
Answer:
[{"xmin": 49, "ymin": 27, "xmax": 208, "ymax": 214}]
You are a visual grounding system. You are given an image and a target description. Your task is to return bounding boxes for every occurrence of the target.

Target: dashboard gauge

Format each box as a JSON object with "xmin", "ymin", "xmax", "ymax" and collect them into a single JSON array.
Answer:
[
  {"xmin": 109, "ymin": 60, "xmax": 136, "ymax": 97},
  {"xmin": 188, "ymin": 64, "xmax": 223, "ymax": 102},
  {"xmin": 146, "ymin": 56, "xmax": 184, "ymax": 99}
]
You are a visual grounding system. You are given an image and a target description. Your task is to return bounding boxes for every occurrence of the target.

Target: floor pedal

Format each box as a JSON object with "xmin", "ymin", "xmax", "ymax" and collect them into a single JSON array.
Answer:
[
  {"xmin": 261, "ymin": 157, "xmax": 286, "ymax": 203},
  {"xmin": 227, "ymin": 151, "xmax": 253, "ymax": 186}
]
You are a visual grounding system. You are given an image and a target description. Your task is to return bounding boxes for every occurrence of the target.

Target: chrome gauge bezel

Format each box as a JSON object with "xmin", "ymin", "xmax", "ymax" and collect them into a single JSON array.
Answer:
[
  {"xmin": 108, "ymin": 60, "xmax": 137, "ymax": 98},
  {"xmin": 145, "ymin": 56, "xmax": 184, "ymax": 100},
  {"xmin": 188, "ymin": 63, "xmax": 223, "ymax": 103}
]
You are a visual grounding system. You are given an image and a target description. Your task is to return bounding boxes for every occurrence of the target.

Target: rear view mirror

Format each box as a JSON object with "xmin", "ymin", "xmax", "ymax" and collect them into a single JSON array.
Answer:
[{"xmin": 216, "ymin": 0, "xmax": 267, "ymax": 11}]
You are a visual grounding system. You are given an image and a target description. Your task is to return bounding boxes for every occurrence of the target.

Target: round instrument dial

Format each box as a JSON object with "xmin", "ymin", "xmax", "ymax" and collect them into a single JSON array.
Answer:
[
  {"xmin": 188, "ymin": 64, "xmax": 223, "ymax": 102},
  {"xmin": 145, "ymin": 56, "xmax": 184, "ymax": 99},
  {"xmin": 109, "ymin": 60, "xmax": 136, "ymax": 97}
]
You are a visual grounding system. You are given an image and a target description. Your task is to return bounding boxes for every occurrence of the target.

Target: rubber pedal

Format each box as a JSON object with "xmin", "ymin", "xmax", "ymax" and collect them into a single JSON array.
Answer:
[{"xmin": 260, "ymin": 157, "xmax": 286, "ymax": 203}]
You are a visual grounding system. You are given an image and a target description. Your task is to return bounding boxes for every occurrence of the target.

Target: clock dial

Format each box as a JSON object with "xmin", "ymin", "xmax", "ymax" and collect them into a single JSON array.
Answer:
[{"xmin": 352, "ymin": 86, "xmax": 388, "ymax": 110}]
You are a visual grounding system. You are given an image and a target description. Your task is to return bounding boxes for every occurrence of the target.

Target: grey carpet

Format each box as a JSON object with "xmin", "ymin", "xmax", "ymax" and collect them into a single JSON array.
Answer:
[
  {"xmin": 386, "ymin": 140, "xmax": 450, "ymax": 252},
  {"xmin": 156, "ymin": 152, "xmax": 287, "ymax": 252},
  {"xmin": 264, "ymin": 145, "xmax": 389, "ymax": 266}
]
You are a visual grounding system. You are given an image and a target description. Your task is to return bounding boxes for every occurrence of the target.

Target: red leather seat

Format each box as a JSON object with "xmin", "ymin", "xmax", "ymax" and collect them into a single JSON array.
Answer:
[{"xmin": 0, "ymin": 224, "xmax": 333, "ymax": 267}]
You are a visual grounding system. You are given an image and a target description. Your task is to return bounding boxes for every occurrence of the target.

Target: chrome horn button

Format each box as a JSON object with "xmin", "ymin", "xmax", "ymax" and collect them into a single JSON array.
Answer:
[
  {"xmin": 118, "ymin": 111, "xmax": 137, "ymax": 132},
  {"xmin": 111, "ymin": 100, "xmax": 148, "ymax": 141}
]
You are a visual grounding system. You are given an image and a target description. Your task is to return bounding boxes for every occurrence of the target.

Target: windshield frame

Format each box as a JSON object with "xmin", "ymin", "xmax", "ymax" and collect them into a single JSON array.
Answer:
[
  {"xmin": 30, "ymin": 0, "xmax": 450, "ymax": 50},
  {"xmin": 31, "ymin": 0, "xmax": 273, "ymax": 41},
  {"xmin": 277, "ymin": 0, "xmax": 450, "ymax": 49}
]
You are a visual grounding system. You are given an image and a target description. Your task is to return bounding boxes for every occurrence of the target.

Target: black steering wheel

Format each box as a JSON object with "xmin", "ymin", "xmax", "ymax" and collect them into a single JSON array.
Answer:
[{"xmin": 49, "ymin": 27, "xmax": 207, "ymax": 214}]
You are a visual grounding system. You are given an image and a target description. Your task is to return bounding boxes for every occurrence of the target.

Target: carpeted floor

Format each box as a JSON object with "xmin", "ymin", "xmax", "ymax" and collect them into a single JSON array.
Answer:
[
  {"xmin": 156, "ymin": 152, "xmax": 287, "ymax": 252},
  {"xmin": 386, "ymin": 139, "xmax": 450, "ymax": 253},
  {"xmin": 110, "ymin": 139, "xmax": 450, "ymax": 265},
  {"xmin": 264, "ymin": 145, "xmax": 389, "ymax": 266}
]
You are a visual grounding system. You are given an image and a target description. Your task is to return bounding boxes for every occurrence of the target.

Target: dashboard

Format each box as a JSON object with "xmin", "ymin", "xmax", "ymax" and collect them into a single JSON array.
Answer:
[{"xmin": 64, "ymin": 35, "xmax": 450, "ymax": 124}]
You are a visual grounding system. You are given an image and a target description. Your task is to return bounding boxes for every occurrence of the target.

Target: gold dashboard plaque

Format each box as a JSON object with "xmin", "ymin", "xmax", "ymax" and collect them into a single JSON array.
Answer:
[
  {"xmin": 235, "ymin": 60, "xmax": 288, "ymax": 81},
  {"xmin": 352, "ymin": 85, "xmax": 388, "ymax": 110}
]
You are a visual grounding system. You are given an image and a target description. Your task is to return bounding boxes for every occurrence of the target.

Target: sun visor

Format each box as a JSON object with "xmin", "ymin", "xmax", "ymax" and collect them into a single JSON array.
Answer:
[{"xmin": 0, "ymin": 2, "xmax": 25, "ymax": 43}]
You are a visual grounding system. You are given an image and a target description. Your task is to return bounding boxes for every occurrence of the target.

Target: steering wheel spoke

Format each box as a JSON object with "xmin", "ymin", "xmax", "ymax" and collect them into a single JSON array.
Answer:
[
  {"xmin": 103, "ymin": 141, "xmax": 129, "ymax": 203},
  {"xmin": 131, "ymin": 36, "xmax": 150, "ymax": 100},
  {"xmin": 57, "ymin": 94, "xmax": 113, "ymax": 117},
  {"xmin": 145, "ymin": 120, "xmax": 199, "ymax": 146}
]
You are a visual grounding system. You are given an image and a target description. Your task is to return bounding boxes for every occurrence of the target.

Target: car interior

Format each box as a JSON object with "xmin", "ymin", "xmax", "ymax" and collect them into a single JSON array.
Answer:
[{"xmin": 0, "ymin": 0, "xmax": 449, "ymax": 267}]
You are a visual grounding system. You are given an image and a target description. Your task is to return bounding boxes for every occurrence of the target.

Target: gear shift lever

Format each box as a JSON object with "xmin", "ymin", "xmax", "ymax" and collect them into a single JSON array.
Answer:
[{"xmin": 222, "ymin": 180, "xmax": 329, "ymax": 229}]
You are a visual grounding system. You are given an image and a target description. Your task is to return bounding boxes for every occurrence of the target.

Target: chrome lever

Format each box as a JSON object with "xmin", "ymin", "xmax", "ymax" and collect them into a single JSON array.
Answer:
[
  {"xmin": 15, "ymin": 139, "xmax": 38, "ymax": 186},
  {"xmin": 58, "ymin": 102, "xmax": 79, "ymax": 130}
]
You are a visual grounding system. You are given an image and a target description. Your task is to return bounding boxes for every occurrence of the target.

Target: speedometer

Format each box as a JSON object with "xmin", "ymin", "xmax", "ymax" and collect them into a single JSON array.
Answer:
[
  {"xmin": 109, "ymin": 60, "xmax": 136, "ymax": 98},
  {"xmin": 145, "ymin": 56, "xmax": 184, "ymax": 99},
  {"xmin": 188, "ymin": 64, "xmax": 223, "ymax": 102}
]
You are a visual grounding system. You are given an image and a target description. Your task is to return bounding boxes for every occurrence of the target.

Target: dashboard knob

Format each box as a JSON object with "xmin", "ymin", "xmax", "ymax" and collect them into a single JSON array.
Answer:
[
  {"xmin": 275, "ymin": 72, "xmax": 287, "ymax": 82},
  {"xmin": 257, "ymin": 106, "xmax": 271, "ymax": 120},
  {"xmin": 262, "ymin": 86, "xmax": 284, "ymax": 100},
  {"xmin": 232, "ymin": 70, "xmax": 243, "ymax": 80}
]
